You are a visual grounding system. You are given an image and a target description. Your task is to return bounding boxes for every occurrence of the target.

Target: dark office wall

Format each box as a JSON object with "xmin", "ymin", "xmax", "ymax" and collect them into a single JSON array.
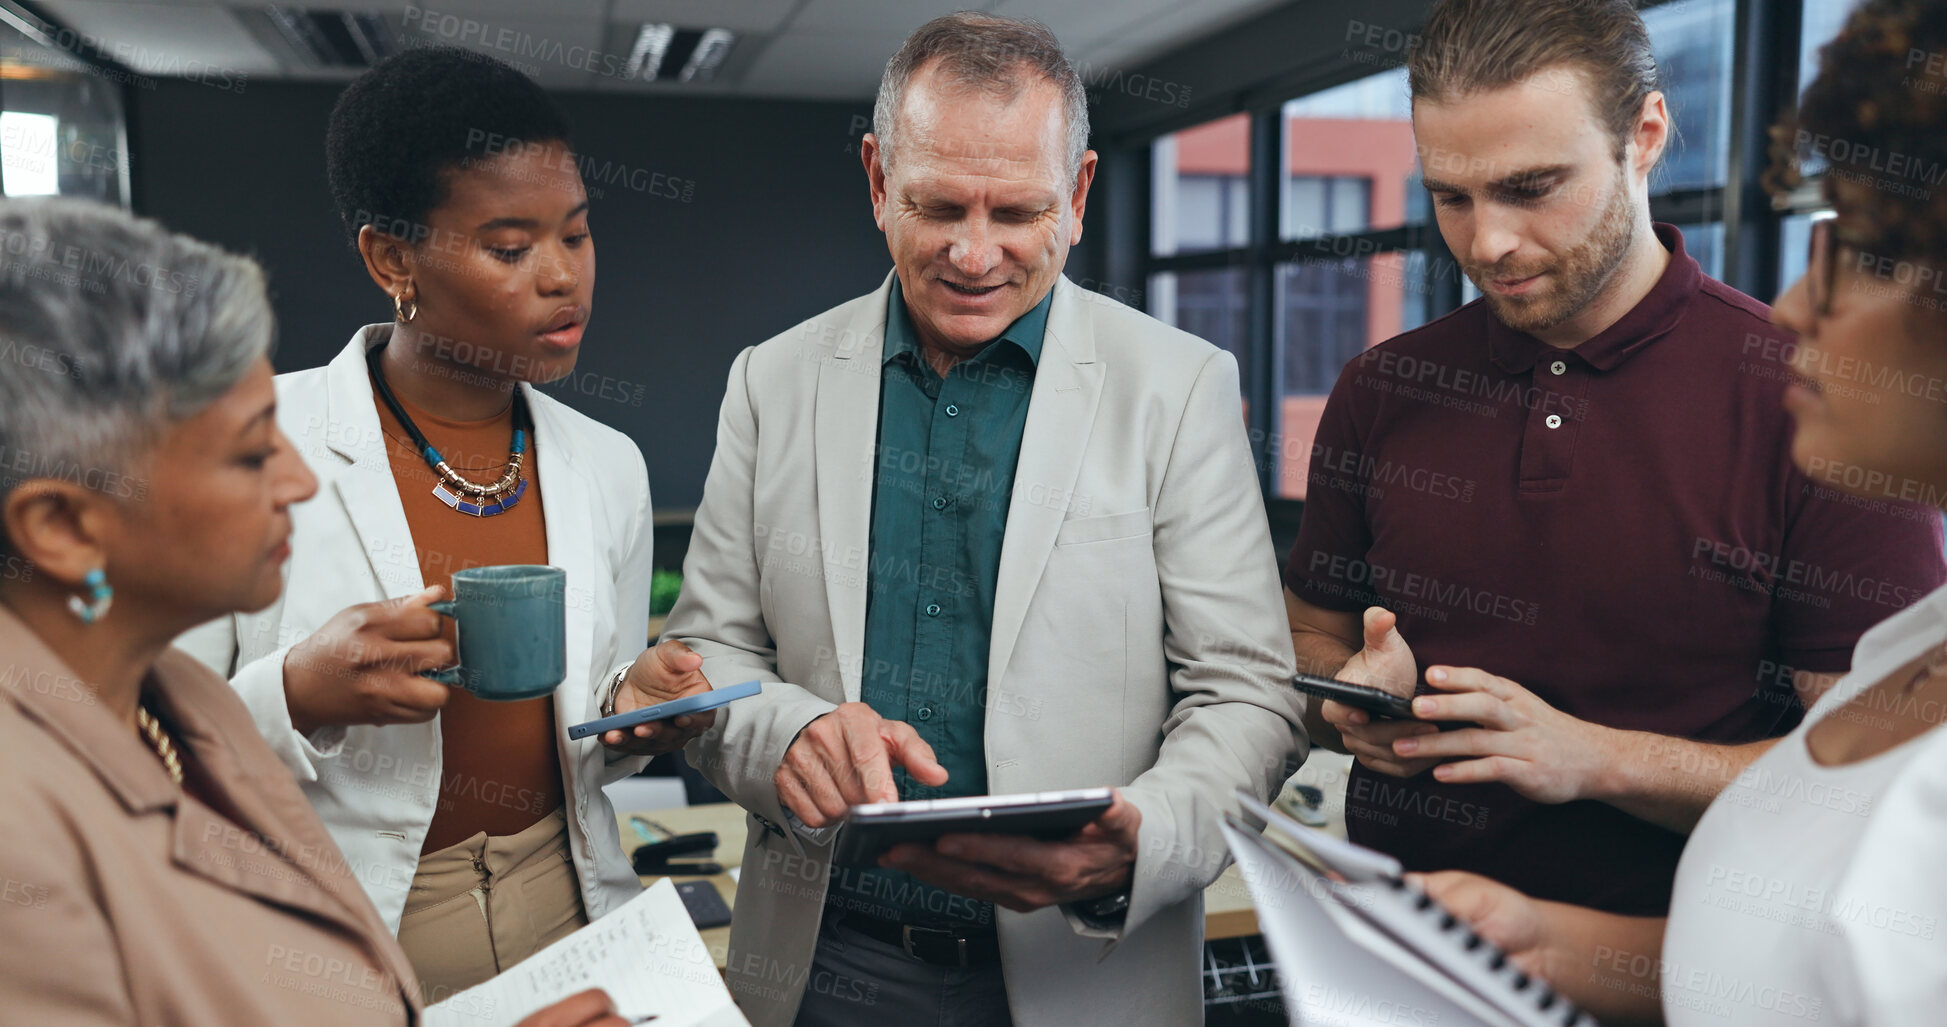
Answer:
[{"xmin": 127, "ymin": 78, "xmax": 891, "ymax": 510}]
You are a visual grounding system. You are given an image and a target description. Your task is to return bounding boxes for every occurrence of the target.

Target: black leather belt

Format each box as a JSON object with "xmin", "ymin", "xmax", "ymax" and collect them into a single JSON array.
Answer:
[{"xmin": 840, "ymin": 913, "xmax": 1002, "ymax": 968}]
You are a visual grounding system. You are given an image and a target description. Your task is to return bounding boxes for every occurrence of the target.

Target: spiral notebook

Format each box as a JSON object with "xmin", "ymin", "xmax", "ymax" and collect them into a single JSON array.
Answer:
[{"xmin": 1219, "ymin": 792, "xmax": 1598, "ymax": 1027}]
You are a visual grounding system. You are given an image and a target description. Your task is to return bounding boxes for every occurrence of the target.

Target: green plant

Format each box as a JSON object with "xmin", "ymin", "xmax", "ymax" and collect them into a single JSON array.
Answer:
[{"xmin": 650, "ymin": 568, "xmax": 683, "ymax": 617}]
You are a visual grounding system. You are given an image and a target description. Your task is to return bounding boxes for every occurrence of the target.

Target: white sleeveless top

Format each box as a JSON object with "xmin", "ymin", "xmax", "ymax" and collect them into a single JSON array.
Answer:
[{"xmin": 1664, "ymin": 584, "xmax": 1947, "ymax": 1026}]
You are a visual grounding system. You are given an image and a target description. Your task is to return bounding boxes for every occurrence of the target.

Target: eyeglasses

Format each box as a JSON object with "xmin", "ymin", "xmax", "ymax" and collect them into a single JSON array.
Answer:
[{"xmin": 1806, "ymin": 211, "xmax": 1839, "ymax": 318}]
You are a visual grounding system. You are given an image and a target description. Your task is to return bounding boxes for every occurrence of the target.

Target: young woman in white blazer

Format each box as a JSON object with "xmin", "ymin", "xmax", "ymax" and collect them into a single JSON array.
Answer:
[{"xmin": 177, "ymin": 46, "xmax": 708, "ymax": 1001}]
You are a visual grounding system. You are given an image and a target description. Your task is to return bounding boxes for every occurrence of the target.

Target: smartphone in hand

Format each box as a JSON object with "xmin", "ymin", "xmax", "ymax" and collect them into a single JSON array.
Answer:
[{"xmin": 1291, "ymin": 672, "xmax": 1417, "ymax": 719}]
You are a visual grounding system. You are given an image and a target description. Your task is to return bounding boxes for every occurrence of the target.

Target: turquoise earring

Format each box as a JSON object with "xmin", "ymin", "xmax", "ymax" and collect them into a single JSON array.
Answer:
[{"xmin": 67, "ymin": 567, "xmax": 113, "ymax": 624}]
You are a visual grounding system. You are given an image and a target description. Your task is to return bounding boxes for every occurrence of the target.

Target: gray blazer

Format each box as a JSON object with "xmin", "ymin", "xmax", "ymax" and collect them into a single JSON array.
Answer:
[{"xmin": 665, "ymin": 272, "xmax": 1308, "ymax": 1026}]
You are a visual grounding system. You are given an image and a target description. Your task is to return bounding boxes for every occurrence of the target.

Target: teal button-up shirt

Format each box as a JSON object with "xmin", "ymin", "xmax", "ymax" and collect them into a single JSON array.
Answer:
[{"xmin": 825, "ymin": 278, "xmax": 1049, "ymax": 930}]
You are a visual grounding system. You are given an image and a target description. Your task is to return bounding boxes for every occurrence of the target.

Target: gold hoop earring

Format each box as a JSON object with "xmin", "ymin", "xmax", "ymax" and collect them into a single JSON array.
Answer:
[{"xmin": 393, "ymin": 289, "xmax": 418, "ymax": 324}]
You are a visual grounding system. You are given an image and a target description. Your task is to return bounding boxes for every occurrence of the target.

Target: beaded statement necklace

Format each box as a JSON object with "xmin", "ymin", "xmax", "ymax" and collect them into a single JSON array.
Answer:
[{"xmin": 367, "ymin": 343, "xmax": 532, "ymax": 517}]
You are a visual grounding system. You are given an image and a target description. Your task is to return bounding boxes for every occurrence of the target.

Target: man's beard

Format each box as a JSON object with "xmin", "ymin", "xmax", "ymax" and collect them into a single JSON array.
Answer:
[{"xmin": 1464, "ymin": 168, "xmax": 1638, "ymax": 336}]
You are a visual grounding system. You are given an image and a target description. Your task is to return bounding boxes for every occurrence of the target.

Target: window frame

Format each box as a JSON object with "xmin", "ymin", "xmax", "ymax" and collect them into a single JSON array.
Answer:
[{"xmin": 1116, "ymin": 0, "xmax": 1811, "ymax": 506}]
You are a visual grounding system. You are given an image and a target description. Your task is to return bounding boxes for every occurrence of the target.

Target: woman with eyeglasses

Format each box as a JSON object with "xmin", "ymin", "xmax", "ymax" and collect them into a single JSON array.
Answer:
[
  {"xmin": 175, "ymin": 46, "xmax": 711, "ymax": 1002},
  {"xmin": 0, "ymin": 198, "xmax": 631, "ymax": 1027},
  {"xmin": 1415, "ymin": 1, "xmax": 1947, "ymax": 1023}
]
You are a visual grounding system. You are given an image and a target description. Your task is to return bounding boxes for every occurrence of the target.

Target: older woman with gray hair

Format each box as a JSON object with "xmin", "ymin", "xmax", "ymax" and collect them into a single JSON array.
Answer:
[{"xmin": 0, "ymin": 198, "xmax": 626, "ymax": 1027}]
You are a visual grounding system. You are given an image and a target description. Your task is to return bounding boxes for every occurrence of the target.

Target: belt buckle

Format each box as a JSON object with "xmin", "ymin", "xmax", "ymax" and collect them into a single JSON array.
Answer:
[{"xmin": 899, "ymin": 924, "xmax": 970, "ymax": 968}]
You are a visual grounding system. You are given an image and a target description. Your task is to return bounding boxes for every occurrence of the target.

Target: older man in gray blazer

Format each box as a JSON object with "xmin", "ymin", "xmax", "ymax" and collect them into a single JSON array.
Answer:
[{"xmin": 649, "ymin": 13, "xmax": 1305, "ymax": 1026}]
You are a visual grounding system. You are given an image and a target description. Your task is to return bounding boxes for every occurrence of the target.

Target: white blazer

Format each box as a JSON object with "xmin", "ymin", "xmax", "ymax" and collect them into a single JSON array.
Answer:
[
  {"xmin": 666, "ymin": 273, "xmax": 1308, "ymax": 1027},
  {"xmin": 176, "ymin": 326, "xmax": 653, "ymax": 932}
]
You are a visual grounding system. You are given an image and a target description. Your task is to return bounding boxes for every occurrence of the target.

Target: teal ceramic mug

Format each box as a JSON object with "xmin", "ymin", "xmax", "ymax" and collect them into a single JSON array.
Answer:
[{"xmin": 422, "ymin": 564, "xmax": 567, "ymax": 701}]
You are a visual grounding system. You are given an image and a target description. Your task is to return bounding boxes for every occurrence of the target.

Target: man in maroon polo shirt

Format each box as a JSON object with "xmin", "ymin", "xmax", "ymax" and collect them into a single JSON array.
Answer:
[{"xmin": 1285, "ymin": 0, "xmax": 1947, "ymax": 916}]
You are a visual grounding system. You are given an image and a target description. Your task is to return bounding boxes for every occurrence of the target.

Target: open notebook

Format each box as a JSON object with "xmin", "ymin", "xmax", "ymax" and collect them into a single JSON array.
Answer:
[
  {"xmin": 423, "ymin": 877, "xmax": 748, "ymax": 1027},
  {"xmin": 1220, "ymin": 792, "xmax": 1598, "ymax": 1027}
]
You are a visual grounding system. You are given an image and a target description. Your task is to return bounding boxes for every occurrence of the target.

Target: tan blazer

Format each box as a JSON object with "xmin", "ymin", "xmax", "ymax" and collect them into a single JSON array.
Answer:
[
  {"xmin": 0, "ymin": 607, "xmax": 423, "ymax": 1025},
  {"xmin": 666, "ymin": 273, "xmax": 1308, "ymax": 1026}
]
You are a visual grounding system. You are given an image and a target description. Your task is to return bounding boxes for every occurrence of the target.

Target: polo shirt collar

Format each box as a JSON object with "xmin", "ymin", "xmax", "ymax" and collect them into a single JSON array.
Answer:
[
  {"xmin": 1488, "ymin": 222, "xmax": 1702, "ymax": 374},
  {"xmin": 883, "ymin": 276, "xmax": 1050, "ymax": 369}
]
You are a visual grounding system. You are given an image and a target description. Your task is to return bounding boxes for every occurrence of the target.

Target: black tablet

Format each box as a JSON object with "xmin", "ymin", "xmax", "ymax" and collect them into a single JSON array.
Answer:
[{"xmin": 830, "ymin": 788, "xmax": 1115, "ymax": 867}]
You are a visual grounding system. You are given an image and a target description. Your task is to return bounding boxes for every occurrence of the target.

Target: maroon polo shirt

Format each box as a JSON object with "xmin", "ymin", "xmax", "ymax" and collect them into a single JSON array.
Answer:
[{"xmin": 1285, "ymin": 224, "xmax": 1947, "ymax": 916}]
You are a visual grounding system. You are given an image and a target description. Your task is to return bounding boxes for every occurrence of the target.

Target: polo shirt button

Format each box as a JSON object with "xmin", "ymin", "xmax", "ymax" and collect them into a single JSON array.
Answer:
[
  {"xmin": 926, "ymin": 603, "xmax": 942, "ymax": 616},
  {"xmin": 932, "ymin": 496, "xmax": 948, "ymax": 510},
  {"xmin": 1545, "ymin": 413, "xmax": 1563, "ymax": 429},
  {"xmin": 945, "ymin": 404, "xmax": 960, "ymax": 417},
  {"xmin": 916, "ymin": 707, "xmax": 933, "ymax": 720},
  {"xmin": 1550, "ymin": 359, "xmax": 1567, "ymax": 375}
]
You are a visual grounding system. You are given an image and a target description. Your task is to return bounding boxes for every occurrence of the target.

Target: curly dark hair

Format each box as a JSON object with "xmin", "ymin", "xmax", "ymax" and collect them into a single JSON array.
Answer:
[
  {"xmin": 325, "ymin": 45, "xmax": 572, "ymax": 247},
  {"xmin": 1769, "ymin": 0, "xmax": 1947, "ymax": 264}
]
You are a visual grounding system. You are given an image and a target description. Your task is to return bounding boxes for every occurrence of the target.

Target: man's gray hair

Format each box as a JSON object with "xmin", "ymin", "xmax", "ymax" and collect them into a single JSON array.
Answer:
[
  {"xmin": 0, "ymin": 198, "xmax": 274, "ymax": 545},
  {"xmin": 873, "ymin": 12, "xmax": 1089, "ymax": 179}
]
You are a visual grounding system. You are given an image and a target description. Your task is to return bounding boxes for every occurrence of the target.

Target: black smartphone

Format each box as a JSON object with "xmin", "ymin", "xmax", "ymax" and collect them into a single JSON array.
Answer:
[
  {"xmin": 676, "ymin": 879, "xmax": 733, "ymax": 929},
  {"xmin": 1292, "ymin": 672, "xmax": 1418, "ymax": 720}
]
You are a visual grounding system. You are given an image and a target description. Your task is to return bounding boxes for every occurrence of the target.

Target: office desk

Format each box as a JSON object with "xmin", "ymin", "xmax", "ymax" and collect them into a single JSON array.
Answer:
[{"xmin": 622, "ymin": 802, "xmax": 1260, "ymax": 969}]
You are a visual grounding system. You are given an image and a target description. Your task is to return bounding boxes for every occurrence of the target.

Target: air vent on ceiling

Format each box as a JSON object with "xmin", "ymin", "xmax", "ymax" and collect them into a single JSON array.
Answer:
[
  {"xmin": 627, "ymin": 24, "xmax": 737, "ymax": 82},
  {"xmin": 262, "ymin": 7, "xmax": 396, "ymax": 68}
]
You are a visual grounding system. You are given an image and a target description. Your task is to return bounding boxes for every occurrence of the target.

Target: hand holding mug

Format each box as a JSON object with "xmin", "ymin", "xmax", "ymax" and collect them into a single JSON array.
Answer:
[{"xmin": 282, "ymin": 585, "xmax": 454, "ymax": 734}]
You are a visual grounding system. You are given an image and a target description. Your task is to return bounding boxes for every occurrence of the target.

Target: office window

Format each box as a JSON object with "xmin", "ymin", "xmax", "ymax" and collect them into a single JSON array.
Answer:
[
  {"xmin": 1396, "ymin": 250, "xmax": 1435, "ymax": 334},
  {"xmin": 1673, "ymin": 221, "xmax": 1726, "ymax": 280},
  {"xmin": 1270, "ymin": 69, "xmax": 1418, "ymax": 497},
  {"xmin": 0, "ymin": 20, "xmax": 128, "ymax": 204},
  {"xmin": 1645, "ymin": 0, "xmax": 1735, "ymax": 193},
  {"xmin": 1778, "ymin": 211, "xmax": 1821, "ymax": 292},
  {"xmin": 1278, "ymin": 258, "xmax": 1373, "ymax": 394},
  {"xmin": 1799, "ymin": 0, "xmax": 1856, "ymax": 93},
  {"xmin": 1149, "ymin": 268, "xmax": 1250, "ymax": 391},
  {"xmin": 1284, "ymin": 175, "xmax": 1371, "ymax": 239},
  {"xmin": 1151, "ymin": 114, "xmax": 1249, "ymax": 256},
  {"xmin": 1, "ymin": 112, "xmax": 59, "ymax": 196},
  {"xmin": 1132, "ymin": 0, "xmax": 1809, "ymax": 502},
  {"xmin": 1281, "ymin": 68, "xmax": 1413, "ymax": 239}
]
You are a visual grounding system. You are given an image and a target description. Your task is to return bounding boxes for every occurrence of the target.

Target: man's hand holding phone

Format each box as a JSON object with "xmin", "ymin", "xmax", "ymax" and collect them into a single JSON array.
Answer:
[{"xmin": 1322, "ymin": 606, "xmax": 1443, "ymax": 778}]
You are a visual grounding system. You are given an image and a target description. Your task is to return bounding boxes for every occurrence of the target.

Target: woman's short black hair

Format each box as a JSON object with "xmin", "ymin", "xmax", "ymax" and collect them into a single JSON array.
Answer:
[{"xmin": 326, "ymin": 45, "xmax": 573, "ymax": 247}]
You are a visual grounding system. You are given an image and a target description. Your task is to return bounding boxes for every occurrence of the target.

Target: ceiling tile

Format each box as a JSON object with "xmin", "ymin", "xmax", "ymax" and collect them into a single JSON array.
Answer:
[
  {"xmin": 988, "ymin": 0, "xmax": 1179, "ymax": 52},
  {"xmin": 36, "ymin": 1, "xmax": 282, "ymax": 75},
  {"xmin": 736, "ymin": 28, "xmax": 909, "ymax": 98},
  {"xmin": 789, "ymin": 0, "xmax": 985, "ymax": 34},
  {"xmin": 312, "ymin": 0, "xmax": 613, "ymax": 15},
  {"xmin": 607, "ymin": 0, "xmax": 800, "ymax": 34},
  {"xmin": 394, "ymin": 13, "xmax": 609, "ymax": 88},
  {"xmin": 27, "ymin": 0, "xmax": 1302, "ymax": 98},
  {"xmin": 1079, "ymin": 0, "xmax": 1288, "ymax": 70}
]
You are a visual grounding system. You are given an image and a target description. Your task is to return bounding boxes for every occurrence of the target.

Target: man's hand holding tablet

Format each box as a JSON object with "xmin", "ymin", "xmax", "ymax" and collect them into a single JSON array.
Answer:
[
  {"xmin": 776, "ymin": 703, "xmax": 1140, "ymax": 914},
  {"xmin": 878, "ymin": 791, "xmax": 1141, "ymax": 915}
]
